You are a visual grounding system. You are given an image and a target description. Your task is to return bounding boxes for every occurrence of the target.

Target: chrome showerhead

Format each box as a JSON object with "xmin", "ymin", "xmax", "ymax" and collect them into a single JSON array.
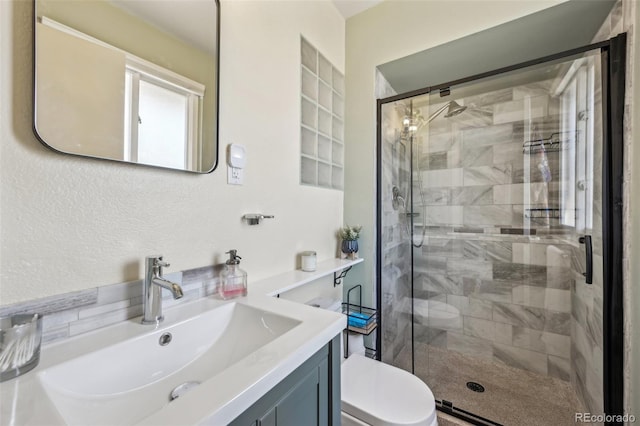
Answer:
[{"xmin": 444, "ymin": 100, "xmax": 467, "ymax": 118}]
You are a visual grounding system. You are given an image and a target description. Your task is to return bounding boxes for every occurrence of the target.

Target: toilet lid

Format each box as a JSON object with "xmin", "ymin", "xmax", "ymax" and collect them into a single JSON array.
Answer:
[{"xmin": 341, "ymin": 355, "xmax": 437, "ymax": 426}]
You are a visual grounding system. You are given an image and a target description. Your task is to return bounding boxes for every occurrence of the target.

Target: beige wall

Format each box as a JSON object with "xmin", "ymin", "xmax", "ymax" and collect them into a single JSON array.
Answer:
[
  {"xmin": 0, "ymin": 0, "xmax": 345, "ymax": 306},
  {"xmin": 343, "ymin": 0, "xmax": 566, "ymax": 307}
]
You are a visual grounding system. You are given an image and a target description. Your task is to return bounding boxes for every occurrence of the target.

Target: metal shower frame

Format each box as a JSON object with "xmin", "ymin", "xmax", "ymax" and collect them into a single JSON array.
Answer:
[{"xmin": 375, "ymin": 33, "xmax": 626, "ymax": 426}]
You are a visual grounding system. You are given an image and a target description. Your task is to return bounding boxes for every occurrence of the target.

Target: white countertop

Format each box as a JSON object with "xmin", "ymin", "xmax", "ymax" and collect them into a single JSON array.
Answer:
[{"xmin": 0, "ymin": 258, "xmax": 360, "ymax": 425}]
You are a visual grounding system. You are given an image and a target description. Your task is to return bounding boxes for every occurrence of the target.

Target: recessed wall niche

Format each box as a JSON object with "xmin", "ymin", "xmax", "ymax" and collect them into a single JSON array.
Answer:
[{"xmin": 300, "ymin": 36, "xmax": 344, "ymax": 190}]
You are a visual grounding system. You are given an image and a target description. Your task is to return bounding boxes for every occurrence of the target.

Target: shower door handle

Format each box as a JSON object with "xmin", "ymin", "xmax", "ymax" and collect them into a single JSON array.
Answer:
[{"xmin": 579, "ymin": 235, "xmax": 593, "ymax": 284}]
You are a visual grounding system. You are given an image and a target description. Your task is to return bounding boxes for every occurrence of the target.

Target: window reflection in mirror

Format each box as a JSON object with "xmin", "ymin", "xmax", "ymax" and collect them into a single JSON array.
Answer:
[{"xmin": 33, "ymin": 0, "xmax": 219, "ymax": 173}]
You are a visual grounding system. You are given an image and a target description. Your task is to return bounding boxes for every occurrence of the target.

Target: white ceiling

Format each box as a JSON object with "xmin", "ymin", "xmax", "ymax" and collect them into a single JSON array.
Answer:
[{"xmin": 332, "ymin": 0, "xmax": 382, "ymax": 19}]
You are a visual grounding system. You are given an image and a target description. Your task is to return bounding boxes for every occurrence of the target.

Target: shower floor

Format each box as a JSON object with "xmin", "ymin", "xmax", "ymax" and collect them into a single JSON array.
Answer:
[{"xmin": 394, "ymin": 342, "xmax": 586, "ymax": 426}]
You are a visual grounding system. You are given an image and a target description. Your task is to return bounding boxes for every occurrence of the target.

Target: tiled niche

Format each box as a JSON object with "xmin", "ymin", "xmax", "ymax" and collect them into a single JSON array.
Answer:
[{"xmin": 300, "ymin": 36, "xmax": 344, "ymax": 190}]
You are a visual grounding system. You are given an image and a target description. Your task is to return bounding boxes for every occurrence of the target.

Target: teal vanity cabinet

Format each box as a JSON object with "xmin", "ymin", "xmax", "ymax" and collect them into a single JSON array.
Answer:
[{"xmin": 229, "ymin": 334, "xmax": 341, "ymax": 426}]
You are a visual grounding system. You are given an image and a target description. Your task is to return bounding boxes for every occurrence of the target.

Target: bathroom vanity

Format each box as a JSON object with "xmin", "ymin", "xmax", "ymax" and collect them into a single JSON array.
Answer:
[
  {"xmin": 0, "ymin": 259, "xmax": 360, "ymax": 425},
  {"xmin": 229, "ymin": 335, "xmax": 340, "ymax": 426}
]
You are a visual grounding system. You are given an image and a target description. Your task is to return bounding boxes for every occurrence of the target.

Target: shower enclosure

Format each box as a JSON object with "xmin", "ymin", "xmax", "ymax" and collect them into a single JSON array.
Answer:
[{"xmin": 377, "ymin": 36, "xmax": 625, "ymax": 426}]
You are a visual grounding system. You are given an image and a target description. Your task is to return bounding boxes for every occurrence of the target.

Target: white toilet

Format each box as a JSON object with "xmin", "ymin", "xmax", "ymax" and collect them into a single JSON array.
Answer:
[
  {"xmin": 306, "ymin": 296, "xmax": 438, "ymax": 425},
  {"xmin": 340, "ymin": 353, "xmax": 438, "ymax": 426}
]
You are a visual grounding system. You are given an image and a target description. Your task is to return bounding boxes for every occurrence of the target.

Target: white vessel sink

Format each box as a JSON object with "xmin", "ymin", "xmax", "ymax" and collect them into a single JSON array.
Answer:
[{"xmin": 37, "ymin": 302, "xmax": 300, "ymax": 425}]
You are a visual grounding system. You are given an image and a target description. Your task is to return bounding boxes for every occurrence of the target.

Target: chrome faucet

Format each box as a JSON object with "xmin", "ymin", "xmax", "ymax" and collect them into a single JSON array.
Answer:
[{"xmin": 141, "ymin": 255, "xmax": 184, "ymax": 325}]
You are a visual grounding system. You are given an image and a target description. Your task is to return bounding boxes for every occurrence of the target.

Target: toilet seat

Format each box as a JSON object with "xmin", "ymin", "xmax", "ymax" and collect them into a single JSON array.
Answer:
[{"xmin": 341, "ymin": 354, "xmax": 438, "ymax": 426}]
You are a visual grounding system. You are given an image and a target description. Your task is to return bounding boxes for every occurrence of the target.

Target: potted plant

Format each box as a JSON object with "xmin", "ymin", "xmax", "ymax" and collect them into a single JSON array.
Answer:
[{"xmin": 338, "ymin": 225, "xmax": 362, "ymax": 259}]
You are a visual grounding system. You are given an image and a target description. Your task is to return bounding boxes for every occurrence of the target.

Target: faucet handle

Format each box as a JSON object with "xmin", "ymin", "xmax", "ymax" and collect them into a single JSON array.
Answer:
[
  {"xmin": 146, "ymin": 255, "xmax": 170, "ymax": 271},
  {"xmin": 155, "ymin": 259, "xmax": 170, "ymax": 268}
]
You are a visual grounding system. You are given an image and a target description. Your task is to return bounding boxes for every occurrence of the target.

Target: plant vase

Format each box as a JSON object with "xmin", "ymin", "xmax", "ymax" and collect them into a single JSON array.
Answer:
[{"xmin": 341, "ymin": 239, "xmax": 359, "ymax": 260}]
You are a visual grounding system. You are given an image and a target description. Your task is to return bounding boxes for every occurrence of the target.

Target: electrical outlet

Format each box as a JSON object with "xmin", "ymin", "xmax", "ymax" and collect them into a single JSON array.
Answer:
[{"xmin": 227, "ymin": 166, "xmax": 243, "ymax": 185}]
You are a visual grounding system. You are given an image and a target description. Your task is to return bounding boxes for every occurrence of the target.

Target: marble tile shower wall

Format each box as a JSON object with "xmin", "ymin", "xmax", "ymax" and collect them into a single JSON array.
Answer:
[
  {"xmin": 380, "ymin": 99, "xmax": 412, "ymax": 366},
  {"xmin": 405, "ymin": 81, "xmax": 584, "ymax": 381},
  {"xmin": 413, "ymin": 236, "xmax": 576, "ymax": 380},
  {"xmin": 414, "ymin": 83, "xmax": 563, "ymax": 233},
  {"xmin": 0, "ymin": 265, "xmax": 222, "ymax": 345}
]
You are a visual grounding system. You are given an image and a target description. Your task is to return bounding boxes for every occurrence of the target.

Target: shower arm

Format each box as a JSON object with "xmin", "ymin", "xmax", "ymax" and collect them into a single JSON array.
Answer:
[
  {"xmin": 409, "ymin": 101, "xmax": 453, "ymax": 134},
  {"xmin": 426, "ymin": 102, "xmax": 451, "ymax": 124}
]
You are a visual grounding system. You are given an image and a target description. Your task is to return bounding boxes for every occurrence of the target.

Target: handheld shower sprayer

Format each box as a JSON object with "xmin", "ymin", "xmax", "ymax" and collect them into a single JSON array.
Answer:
[{"xmin": 396, "ymin": 99, "xmax": 468, "ymax": 248}]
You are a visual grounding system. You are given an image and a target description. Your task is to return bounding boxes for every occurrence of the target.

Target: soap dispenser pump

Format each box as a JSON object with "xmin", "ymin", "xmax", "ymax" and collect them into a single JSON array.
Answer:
[{"xmin": 220, "ymin": 249, "xmax": 248, "ymax": 300}]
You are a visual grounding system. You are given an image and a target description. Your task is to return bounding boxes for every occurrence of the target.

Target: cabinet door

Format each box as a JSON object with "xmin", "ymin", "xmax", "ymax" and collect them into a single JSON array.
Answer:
[
  {"xmin": 258, "ymin": 407, "xmax": 276, "ymax": 426},
  {"xmin": 229, "ymin": 336, "xmax": 339, "ymax": 426},
  {"xmin": 274, "ymin": 365, "xmax": 321, "ymax": 426}
]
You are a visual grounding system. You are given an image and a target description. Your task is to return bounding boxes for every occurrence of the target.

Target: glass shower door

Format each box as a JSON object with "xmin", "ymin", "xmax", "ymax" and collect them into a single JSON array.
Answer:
[
  {"xmin": 413, "ymin": 50, "xmax": 605, "ymax": 425},
  {"xmin": 378, "ymin": 47, "xmax": 609, "ymax": 425},
  {"xmin": 379, "ymin": 91, "xmax": 431, "ymax": 375}
]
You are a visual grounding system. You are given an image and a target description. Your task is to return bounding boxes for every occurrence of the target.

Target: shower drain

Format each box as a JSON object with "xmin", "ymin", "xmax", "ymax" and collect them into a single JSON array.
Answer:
[{"xmin": 466, "ymin": 381, "xmax": 485, "ymax": 393}]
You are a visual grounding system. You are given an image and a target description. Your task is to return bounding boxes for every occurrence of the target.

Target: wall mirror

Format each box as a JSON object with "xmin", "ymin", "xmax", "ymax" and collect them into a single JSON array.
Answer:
[{"xmin": 33, "ymin": 0, "xmax": 219, "ymax": 173}]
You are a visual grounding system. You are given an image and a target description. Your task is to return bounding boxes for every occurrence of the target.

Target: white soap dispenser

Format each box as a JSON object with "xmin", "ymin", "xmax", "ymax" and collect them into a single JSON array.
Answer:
[{"xmin": 219, "ymin": 250, "xmax": 248, "ymax": 300}]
